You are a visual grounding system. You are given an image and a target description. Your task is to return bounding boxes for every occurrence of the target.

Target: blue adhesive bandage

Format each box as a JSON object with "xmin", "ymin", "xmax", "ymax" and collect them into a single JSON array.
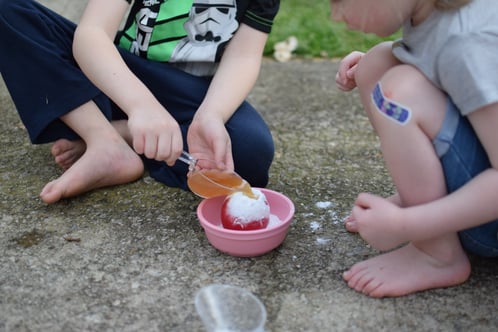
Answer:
[{"xmin": 372, "ymin": 82, "xmax": 411, "ymax": 125}]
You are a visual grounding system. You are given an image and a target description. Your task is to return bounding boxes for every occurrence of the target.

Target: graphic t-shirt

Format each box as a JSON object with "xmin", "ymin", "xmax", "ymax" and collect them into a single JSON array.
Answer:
[{"xmin": 117, "ymin": 0, "xmax": 279, "ymax": 76}]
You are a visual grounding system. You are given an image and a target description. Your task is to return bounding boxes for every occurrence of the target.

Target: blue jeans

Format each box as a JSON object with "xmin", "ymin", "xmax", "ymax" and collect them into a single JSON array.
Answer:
[{"xmin": 433, "ymin": 100, "xmax": 498, "ymax": 257}]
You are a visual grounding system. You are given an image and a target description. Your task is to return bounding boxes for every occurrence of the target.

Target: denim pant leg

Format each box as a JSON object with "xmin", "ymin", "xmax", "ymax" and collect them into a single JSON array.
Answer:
[
  {"xmin": 433, "ymin": 100, "xmax": 498, "ymax": 257},
  {"xmin": 0, "ymin": 0, "xmax": 111, "ymax": 144}
]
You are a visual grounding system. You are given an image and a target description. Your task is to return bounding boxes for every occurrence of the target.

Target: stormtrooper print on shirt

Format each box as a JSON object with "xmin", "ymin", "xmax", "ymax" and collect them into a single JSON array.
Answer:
[
  {"xmin": 170, "ymin": 0, "xmax": 239, "ymax": 63},
  {"xmin": 127, "ymin": 0, "xmax": 165, "ymax": 58},
  {"xmin": 117, "ymin": 0, "xmax": 279, "ymax": 76}
]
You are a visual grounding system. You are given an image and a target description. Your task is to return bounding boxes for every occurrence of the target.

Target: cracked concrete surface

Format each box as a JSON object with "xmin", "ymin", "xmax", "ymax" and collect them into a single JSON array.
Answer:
[{"xmin": 1, "ymin": 1, "xmax": 497, "ymax": 331}]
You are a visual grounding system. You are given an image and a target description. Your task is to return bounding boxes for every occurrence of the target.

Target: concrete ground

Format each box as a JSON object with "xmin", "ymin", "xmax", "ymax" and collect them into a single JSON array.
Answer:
[{"xmin": 1, "ymin": 1, "xmax": 497, "ymax": 331}]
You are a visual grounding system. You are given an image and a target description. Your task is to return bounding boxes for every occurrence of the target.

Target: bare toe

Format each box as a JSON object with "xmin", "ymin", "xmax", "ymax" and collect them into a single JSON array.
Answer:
[
  {"xmin": 41, "ymin": 142, "xmax": 143, "ymax": 203},
  {"xmin": 51, "ymin": 139, "xmax": 86, "ymax": 170},
  {"xmin": 344, "ymin": 242, "xmax": 471, "ymax": 298}
]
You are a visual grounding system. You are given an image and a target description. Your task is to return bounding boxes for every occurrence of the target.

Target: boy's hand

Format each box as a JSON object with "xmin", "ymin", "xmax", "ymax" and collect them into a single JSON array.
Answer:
[
  {"xmin": 336, "ymin": 51, "xmax": 364, "ymax": 91},
  {"xmin": 128, "ymin": 107, "xmax": 183, "ymax": 166},
  {"xmin": 187, "ymin": 112, "xmax": 234, "ymax": 171}
]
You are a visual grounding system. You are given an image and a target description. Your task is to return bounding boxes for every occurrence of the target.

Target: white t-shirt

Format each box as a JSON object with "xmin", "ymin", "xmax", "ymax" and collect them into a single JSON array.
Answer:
[{"xmin": 392, "ymin": 0, "xmax": 498, "ymax": 115}]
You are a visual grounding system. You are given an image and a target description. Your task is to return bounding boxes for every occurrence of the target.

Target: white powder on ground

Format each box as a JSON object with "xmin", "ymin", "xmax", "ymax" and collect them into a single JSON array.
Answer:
[{"xmin": 315, "ymin": 201, "xmax": 332, "ymax": 209}]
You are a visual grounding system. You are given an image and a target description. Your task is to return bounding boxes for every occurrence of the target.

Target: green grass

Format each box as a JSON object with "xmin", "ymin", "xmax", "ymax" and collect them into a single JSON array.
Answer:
[{"xmin": 264, "ymin": 0, "xmax": 400, "ymax": 59}]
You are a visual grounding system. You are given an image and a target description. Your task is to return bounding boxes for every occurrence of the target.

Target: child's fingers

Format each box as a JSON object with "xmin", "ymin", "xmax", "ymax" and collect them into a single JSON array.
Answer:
[
  {"xmin": 346, "ymin": 64, "xmax": 357, "ymax": 79},
  {"xmin": 350, "ymin": 193, "xmax": 377, "ymax": 230},
  {"xmin": 132, "ymin": 134, "xmax": 145, "ymax": 155},
  {"xmin": 354, "ymin": 192, "xmax": 376, "ymax": 209},
  {"xmin": 344, "ymin": 214, "xmax": 359, "ymax": 233}
]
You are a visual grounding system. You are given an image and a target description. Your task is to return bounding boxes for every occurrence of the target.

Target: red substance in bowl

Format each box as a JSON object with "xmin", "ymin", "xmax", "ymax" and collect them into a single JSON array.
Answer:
[
  {"xmin": 221, "ymin": 190, "xmax": 270, "ymax": 231},
  {"xmin": 197, "ymin": 188, "xmax": 295, "ymax": 257}
]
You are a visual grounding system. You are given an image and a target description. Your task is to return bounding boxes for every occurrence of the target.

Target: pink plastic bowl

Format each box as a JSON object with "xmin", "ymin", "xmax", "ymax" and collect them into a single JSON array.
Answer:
[{"xmin": 197, "ymin": 188, "xmax": 295, "ymax": 257}]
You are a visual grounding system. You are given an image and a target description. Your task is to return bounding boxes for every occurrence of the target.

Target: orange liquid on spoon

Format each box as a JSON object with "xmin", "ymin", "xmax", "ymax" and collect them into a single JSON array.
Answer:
[{"xmin": 187, "ymin": 169, "xmax": 255, "ymax": 198}]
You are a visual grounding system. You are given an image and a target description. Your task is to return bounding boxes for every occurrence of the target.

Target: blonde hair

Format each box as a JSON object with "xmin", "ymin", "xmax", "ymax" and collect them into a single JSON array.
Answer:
[{"xmin": 435, "ymin": 0, "xmax": 472, "ymax": 10}]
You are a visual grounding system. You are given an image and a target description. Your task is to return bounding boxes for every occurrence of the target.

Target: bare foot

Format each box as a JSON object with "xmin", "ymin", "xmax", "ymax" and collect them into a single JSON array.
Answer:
[
  {"xmin": 40, "ymin": 138, "xmax": 144, "ymax": 203},
  {"xmin": 51, "ymin": 139, "xmax": 86, "ymax": 170},
  {"xmin": 343, "ymin": 241, "xmax": 471, "ymax": 298},
  {"xmin": 344, "ymin": 193, "xmax": 402, "ymax": 233}
]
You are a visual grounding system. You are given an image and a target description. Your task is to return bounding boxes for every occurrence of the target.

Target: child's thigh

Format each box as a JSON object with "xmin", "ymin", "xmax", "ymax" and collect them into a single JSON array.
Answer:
[
  {"xmin": 436, "ymin": 100, "xmax": 489, "ymax": 192},
  {"xmin": 226, "ymin": 101, "xmax": 272, "ymax": 147},
  {"xmin": 435, "ymin": 101, "xmax": 498, "ymax": 257},
  {"xmin": 225, "ymin": 102, "xmax": 274, "ymax": 186},
  {"xmin": 459, "ymin": 221, "xmax": 498, "ymax": 257}
]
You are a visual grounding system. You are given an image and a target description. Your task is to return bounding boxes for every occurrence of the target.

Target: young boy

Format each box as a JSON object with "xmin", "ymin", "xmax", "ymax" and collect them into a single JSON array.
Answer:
[
  {"xmin": 332, "ymin": 0, "xmax": 498, "ymax": 297},
  {"xmin": 0, "ymin": 0, "xmax": 278, "ymax": 203}
]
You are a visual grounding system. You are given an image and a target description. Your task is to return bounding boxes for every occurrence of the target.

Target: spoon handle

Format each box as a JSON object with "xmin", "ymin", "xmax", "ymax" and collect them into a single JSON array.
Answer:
[{"xmin": 178, "ymin": 150, "xmax": 197, "ymax": 167}]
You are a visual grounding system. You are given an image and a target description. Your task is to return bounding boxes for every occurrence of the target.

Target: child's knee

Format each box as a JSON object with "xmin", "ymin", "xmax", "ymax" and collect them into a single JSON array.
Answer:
[
  {"xmin": 233, "ymin": 133, "xmax": 274, "ymax": 188},
  {"xmin": 380, "ymin": 65, "xmax": 428, "ymax": 98},
  {"xmin": 373, "ymin": 65, "xmax": 446, "ymax": 133},
  {"xmin": 368, "ymin": 67, "xmax": 421, "ymax": 129}
]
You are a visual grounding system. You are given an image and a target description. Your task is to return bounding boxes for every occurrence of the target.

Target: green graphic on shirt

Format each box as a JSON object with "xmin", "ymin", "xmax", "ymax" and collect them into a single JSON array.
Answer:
[{"xmin": 119, "ymin": 0, "xmax": 194, "ymax": 62}]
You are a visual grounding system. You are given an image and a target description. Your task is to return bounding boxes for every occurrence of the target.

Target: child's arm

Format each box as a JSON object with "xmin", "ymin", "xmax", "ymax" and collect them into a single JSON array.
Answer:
[
  {"xmin": 187, "ymin": 23, "xmax": 269, "ymax": 170},
  {"xmin": 336, "ymin": 51, "xmax": 364, "ymax": 91},
  {"xmin": 73, "ymin": 0, "xmax": 183, "ymax": 166}
]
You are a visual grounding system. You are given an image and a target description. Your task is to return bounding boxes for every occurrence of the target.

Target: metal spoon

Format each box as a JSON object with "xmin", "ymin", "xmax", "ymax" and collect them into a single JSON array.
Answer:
[{"xmin": 178, "ymin": 151, "xmax": 252, "ymax": 199}]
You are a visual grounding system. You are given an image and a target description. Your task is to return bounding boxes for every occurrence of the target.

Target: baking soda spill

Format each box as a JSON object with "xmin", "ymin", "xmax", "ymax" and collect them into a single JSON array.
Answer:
[
  {"xmin": 313, "ymin": 200, "xmax": 343, "ymax": 225},
  {"xmin": 316, "ymin": 237, "xmax": 331, "ymax": 245},
  {"xmin": 225, "ymin": 189, "xmax": 269, "ymax": 222},
  {"xmin": 315, "ymin": 201, "xmax": 332, "ymax": 209},
  {"xmin": 310, "ymin": 221, "xmax": 321, "ymax": 231},
  {"xmin": 267, "ymin": 214, "xmax": 281, "ymax": 228}
]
